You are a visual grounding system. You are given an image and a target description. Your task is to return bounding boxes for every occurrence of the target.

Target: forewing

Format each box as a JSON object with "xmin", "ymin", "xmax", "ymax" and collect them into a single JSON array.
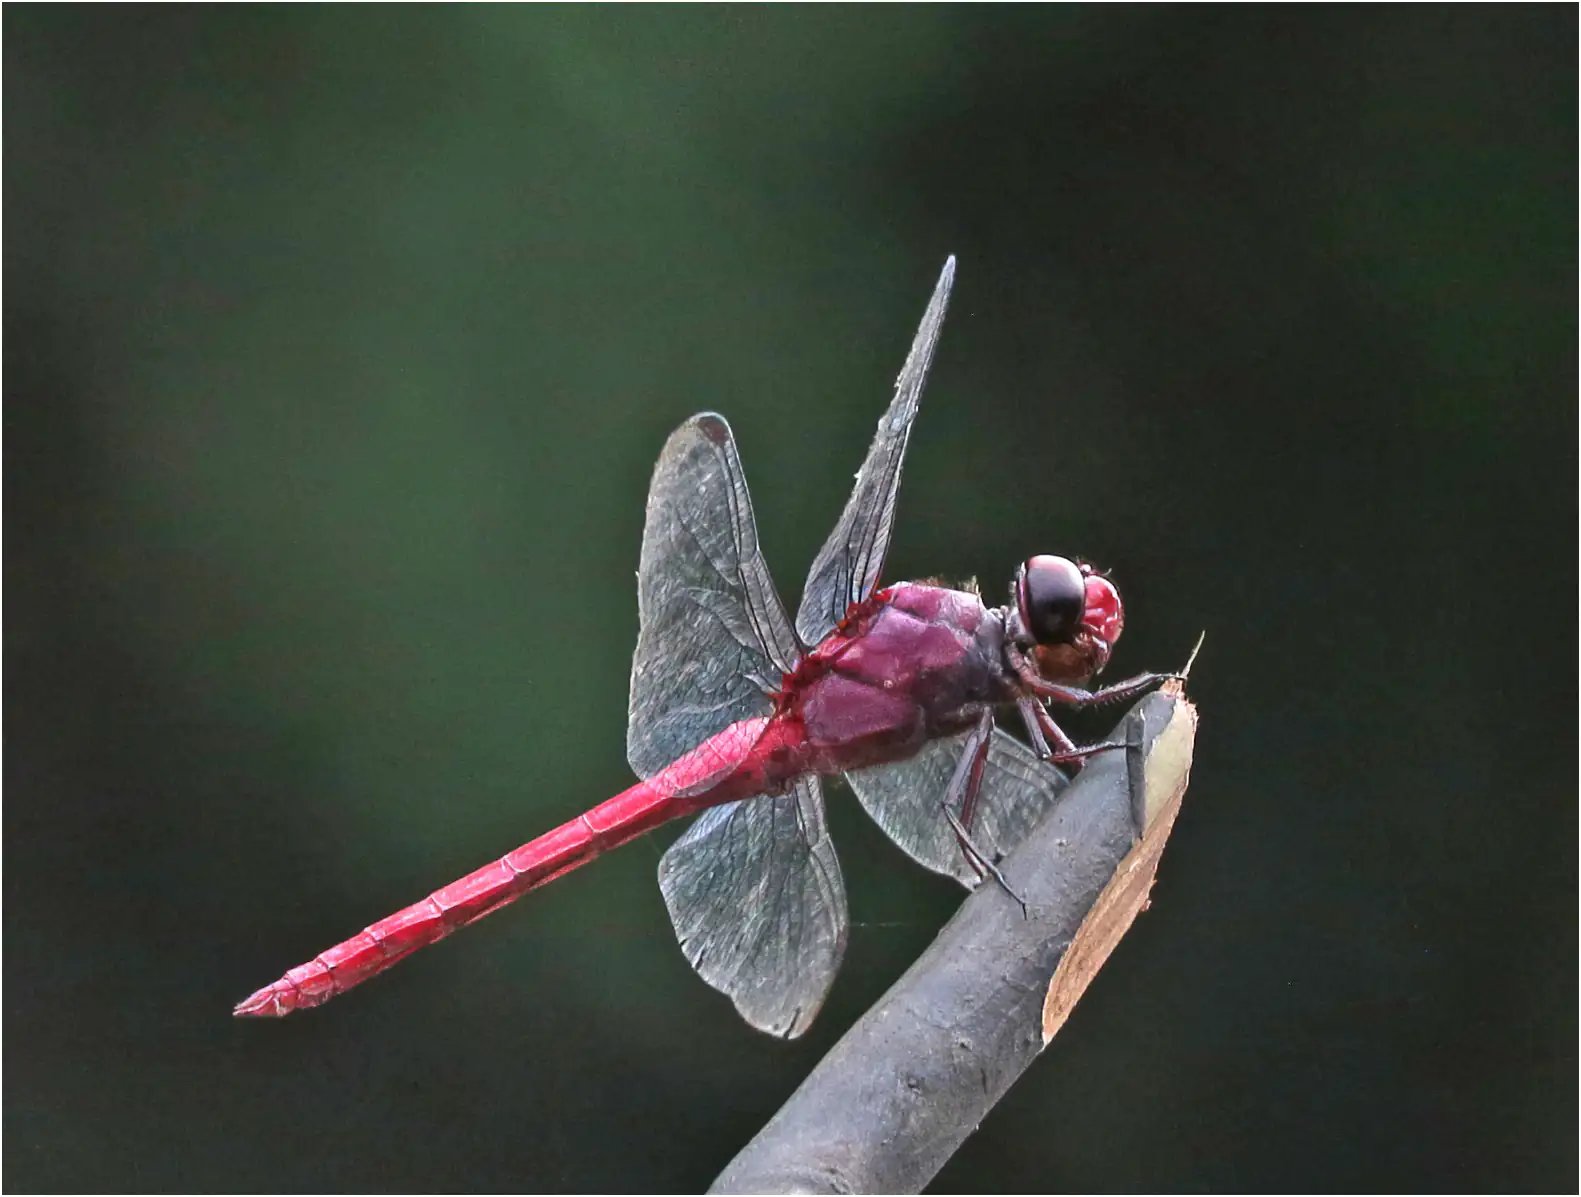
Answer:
[
  {"xmin": 795, "ymin": 257, "xmax": 956, "ymax": 647},
  {"xmin": 845, "ymin": 728, "xmax": 1068, "ymax": 888},
  {"xmin": 658, "ymin": 777, "xmax": 847, "ymax": 1038},
  {"xmin": 628, "ymin": 414, "xmax": 802, "ymax": 780}
]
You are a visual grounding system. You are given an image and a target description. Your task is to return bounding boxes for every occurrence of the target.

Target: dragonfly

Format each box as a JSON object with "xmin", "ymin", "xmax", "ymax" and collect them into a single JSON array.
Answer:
[{"xmin": 234, "ymin": 257, "xmax": 1178, "ymax": 1037}]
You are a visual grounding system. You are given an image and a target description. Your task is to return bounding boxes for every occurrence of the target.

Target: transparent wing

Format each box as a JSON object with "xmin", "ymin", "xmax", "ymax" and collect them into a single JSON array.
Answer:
[
  {"xmin": 628, "ymin": 414, "xmax": 802, "ymax": 780},
  {"xmin": 658, "ymin": 776, "xmax": 847, "ymax": 1039},
  {"xmin": 845, "ymin": 727, "xmax": 1069, "ymax": 888},
  {"xmin": 795, "ymin": 257, "xmax": 956, "ymax": 647}
]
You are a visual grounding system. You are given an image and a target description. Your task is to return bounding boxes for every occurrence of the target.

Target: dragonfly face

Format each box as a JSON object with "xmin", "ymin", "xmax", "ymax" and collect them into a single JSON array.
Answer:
[{"xmin": 1009, "ymin": 554, "xmax": 1125, "ymax": 686}]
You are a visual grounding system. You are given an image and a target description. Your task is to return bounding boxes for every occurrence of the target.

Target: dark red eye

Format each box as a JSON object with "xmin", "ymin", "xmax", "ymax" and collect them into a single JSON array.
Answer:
[{"xmin": 1016, "ymin": 555, "xmax": 1086, "ymax": 645}]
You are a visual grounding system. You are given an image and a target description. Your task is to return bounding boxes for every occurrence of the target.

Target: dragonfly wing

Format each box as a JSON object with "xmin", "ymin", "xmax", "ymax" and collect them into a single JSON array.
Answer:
[
  {"xmin": 795, "ymin": 257, "xmax": 956, "ymax": 647},
  {"xmin": 658, "ymin": 776, "xmax": 847, "ymax": 1038},
  {"xmin": 845, "ymin": 728, "xmax": 1069, "ymax": 888},
  {"xmin": 628, "ymin": 414, "xmax": 802, "ymax": 781}
]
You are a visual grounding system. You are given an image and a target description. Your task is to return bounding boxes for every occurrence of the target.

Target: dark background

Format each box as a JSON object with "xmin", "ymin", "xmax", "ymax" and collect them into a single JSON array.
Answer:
[{"xmin": 7, "ymin": 7, "xmax": 1575, "ymax": 1192}]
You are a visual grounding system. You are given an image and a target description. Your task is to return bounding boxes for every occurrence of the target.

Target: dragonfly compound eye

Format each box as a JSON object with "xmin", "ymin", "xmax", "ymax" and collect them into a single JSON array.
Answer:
[{"xmin": 1016, "ymin": 555, "xmax": 1086, "ymax": 645}]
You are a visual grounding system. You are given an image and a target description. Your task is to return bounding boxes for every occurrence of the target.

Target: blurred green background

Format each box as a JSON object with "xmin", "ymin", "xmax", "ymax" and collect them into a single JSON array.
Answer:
[{"xmin": 6, "ymin": 7, "xmax": 1575, "ymax": 1192}]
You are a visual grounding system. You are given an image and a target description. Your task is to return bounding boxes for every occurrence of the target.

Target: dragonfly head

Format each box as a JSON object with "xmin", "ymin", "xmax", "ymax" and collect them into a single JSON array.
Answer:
[{"xmin": 1012, "ymin": 555, "xmax": 1125, "ymax": 684}]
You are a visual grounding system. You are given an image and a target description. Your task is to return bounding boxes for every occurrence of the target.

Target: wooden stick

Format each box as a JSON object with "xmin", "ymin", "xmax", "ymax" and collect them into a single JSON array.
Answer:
[{"xmin": 711, "ymin": 686, "xmax": 1198, "ymax": 1195}]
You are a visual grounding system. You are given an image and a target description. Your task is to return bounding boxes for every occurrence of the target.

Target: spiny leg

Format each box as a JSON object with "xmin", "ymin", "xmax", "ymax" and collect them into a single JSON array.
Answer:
[
  {"xmin": 1014, "ymin": 658, "xmax": 1179, "ymax": 709},
  {"xmin": 1009, "ymin": 633, "xmax": 1203, "ymax": 711},
  {"xmin": 942, "ymin": 709, "xmax": 1027, "ymax": 915},
  {"xmin": 1016, "ymin": 696, "xmax": 1127, "ymax": 774}
]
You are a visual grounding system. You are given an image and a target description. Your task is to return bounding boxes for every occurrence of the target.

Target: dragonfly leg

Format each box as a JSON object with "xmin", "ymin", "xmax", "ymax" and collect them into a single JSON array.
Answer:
[
  {"xmin": 1009, "ymin": 634, "xmax": 1202, "ymax": 711},
  {"xmin": 948, "ymin": 709, "xmax": 996, "ymax": 831},
  {"xmin": 941, "ymin": 709, "xmax": 1029, "ymax": 915},
  {"xmin": 1008, "ymin": 639, "xmax": 1179, "ymax": 710},
  {"xmin": 1019, "ymin": 694, "xmax": 1090, "ymax": 756},
  {"xmin": 1017, "ymin": 696, "xmax": 1126, "ymax": 774},
  {"xmin": 1046, "ymin": 740, "xmax": 1128, "ymax": 766},
  {"xmin": 942, "ymin": 804, "xmax": 1027, "ymax": 917},
  {"xmin": 1017, "ymin": 695, "xmax": 1060, "ymax": 757}
]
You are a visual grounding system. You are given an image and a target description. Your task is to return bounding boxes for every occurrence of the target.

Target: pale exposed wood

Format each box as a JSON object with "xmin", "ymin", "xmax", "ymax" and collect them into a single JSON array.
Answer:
[{"xmin": 1043, "ymin": 684, "xmax": 1197, "ymax": 1043}]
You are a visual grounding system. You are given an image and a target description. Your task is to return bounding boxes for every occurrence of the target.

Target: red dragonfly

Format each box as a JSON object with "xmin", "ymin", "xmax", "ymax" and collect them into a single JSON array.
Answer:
[{"xmin": 234, "ymin": 258, "xmax": 1176, "ymax": 1037}]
